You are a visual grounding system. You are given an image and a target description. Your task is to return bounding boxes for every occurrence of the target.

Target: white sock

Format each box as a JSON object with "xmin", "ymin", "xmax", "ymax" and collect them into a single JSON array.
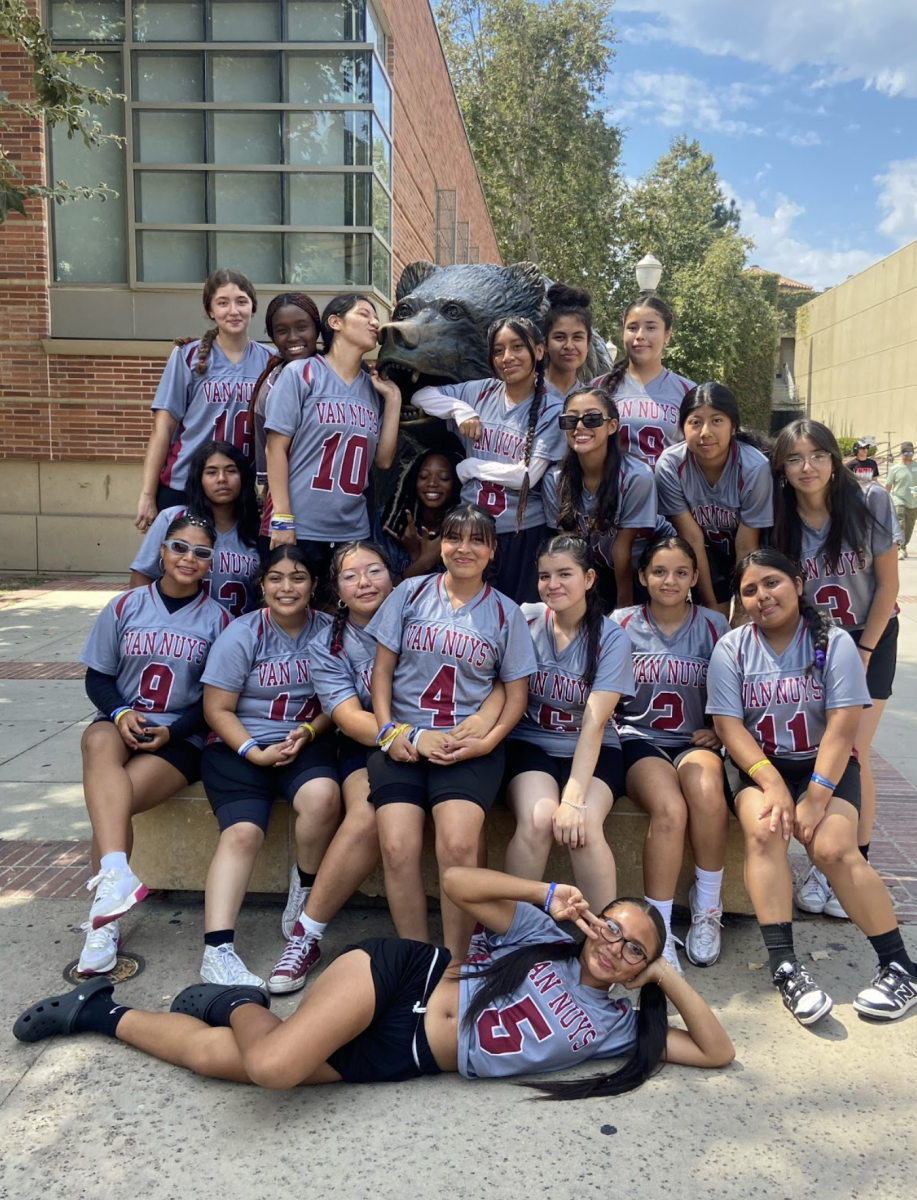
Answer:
[
  {"xmin": 100, "ymin": 851, "xmax": 129, "ymax": 873},
  {"xmin": 298, "ymin": 913, "xmax": 327, "ymax": 942},
  {"xmin": 694, "ymin": 867, "xmax": 724, "ymax": 912},
  {"xmin": 646, "ymin": 896, "xmax": 673, "ymax": 935}
]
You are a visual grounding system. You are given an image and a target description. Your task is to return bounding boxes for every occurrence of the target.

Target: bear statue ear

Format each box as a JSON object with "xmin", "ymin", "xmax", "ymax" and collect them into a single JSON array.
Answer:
[
  {"xmin": 396, "ymin": 260, "xmax": 438, "ymax": 301},
  {"xmin": 501, "ymin": 262, "xmax": 546, "ymax": 315}
]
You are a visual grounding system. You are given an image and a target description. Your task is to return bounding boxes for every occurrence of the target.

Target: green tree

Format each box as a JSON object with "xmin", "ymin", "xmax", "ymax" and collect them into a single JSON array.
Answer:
[
  {"xmin": 437, "ymin": 0, "xmax": 622, "ymax": 331},
  {"xmin": 0, "ymin": 0, "xmax": 123, "ymax": 223}
]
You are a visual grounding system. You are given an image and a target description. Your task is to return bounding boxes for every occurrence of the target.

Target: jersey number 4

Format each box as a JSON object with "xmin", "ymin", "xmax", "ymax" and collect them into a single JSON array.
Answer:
[
  {"xmin": 311, "ymin": 433, "xmax": 370, "ymax": 496},
  {"xmin": 419, "ymin": 665, "xmax": 456, "ymax": 727},
  {"xmin": 476, "ymin": 996, "xmax": 552, "ymax": 1055}
]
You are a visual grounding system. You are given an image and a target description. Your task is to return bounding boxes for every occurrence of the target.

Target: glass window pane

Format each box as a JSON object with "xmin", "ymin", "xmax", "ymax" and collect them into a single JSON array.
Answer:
[
  {"xmin": 371, "ymin": 117, "xmax": 390, "ymax": 184},
  {"xmin": 214, "ymin": 173, "xmax": 282, "ymax": 224},
  {"xmin": 136, "ymin": 171, "xmax": 207, "ymax": 223},
  {"xmin": 212, "ymin": 1, "xmax": 281, "ymax": 40},
  {"xmin": 133, "ymin": 1, "xmax": 205, "ymax": 41},
  {"xmin": 211, "ymin": 112, "xmax": 281, "ymax": 164},
  {"xmin": 372, "ymin": 237, "xmax": 391, "ymax": 299},
  {"xmin": 138, "ymin": 231, "xmax": 207, "ymax": 282},
  {"xmin": 286, "ymin": 0, "xmax": 360, "ymax": 40},
  {"xmin": 371, "ymin": 57, "xmax": 391, "ymax": 129},
  {"xmin": 285, "ymin": 110, "xmax": 370, "ymax": 166},
  {"xmin": 285, "ymin": 52, "xmax": 370, "ymax": 103},
  {"xmin": 50, "ymin": 1, "xmax": 124, "ymax": 41},
  {"xmin": 133, "ymin": 52, "xmax": 204, "ymax": 103},
  {"xmin": 209, "ymin": 53, "xmax": 280, "ymax": 102},
  {"xmin": 214, "ymin": 233, "xmax": 282, "ymax": 283},
  {"xmin": 134, "ymin": 111, "xmax": 206, "ymax": 162},
  {"xmin": 372, "ymin": 178, "xmax": 390, "ymax": 242},
  {"xmin": 288, "ymin": 173, "xmax": 369, "ymax": 225},
  {"xmin": 51, "ymin": 54, "xmax": 127, "ymax": 283},
  {"xmin": 365, "ymin": 3, "xmax": 385, "ymax": 56},
  {"xmin": 285, "ymin": 233, "xmax": 370, "ymax": 286}
]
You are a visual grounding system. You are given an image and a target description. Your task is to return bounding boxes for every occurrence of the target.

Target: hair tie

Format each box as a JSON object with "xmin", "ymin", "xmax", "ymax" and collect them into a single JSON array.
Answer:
[{"xmin": 813, "ymin": 648, "xmax": 826, "ymax": 668}]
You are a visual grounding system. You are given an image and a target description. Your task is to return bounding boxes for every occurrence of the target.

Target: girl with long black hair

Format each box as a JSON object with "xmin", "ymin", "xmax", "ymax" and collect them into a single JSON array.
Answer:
[
  {"xmin": 541, "ymin": 283, "xmax": 593, "ymax": 399},
  {"xmin": 16, "ymin": 868, "xmax": 734, "ymax": 1098},
  {"xmin": 377, "ymin": 447, "xmax": 462, "ymax": 580},
  {"xmin": 707, "ymin": 549, "xmax": 917, "ymax": 1025}
]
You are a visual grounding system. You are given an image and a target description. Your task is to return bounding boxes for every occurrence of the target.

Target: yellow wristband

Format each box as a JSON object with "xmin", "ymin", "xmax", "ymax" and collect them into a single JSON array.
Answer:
[
  {"xmin": 747, "ymin": 758, "xmax": 771, "ymax": 777},
  {"xmin": 114, "ymin": 709, "xmax": 131, "ymax": 726},
  {"xmin": 299, "ymin": 721, "xmax": 316, "ymax": 742}
]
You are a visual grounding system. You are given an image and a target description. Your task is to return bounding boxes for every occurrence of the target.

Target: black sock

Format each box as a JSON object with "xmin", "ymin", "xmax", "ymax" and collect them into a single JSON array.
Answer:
[
  {"xmin": 204, "ymin": 929, "xmax": 234, "ymax": 948},
  {"xmin": 71, "ymin": 988, "xmax": 131, "ymax": 1038},
  {"xmin": 867, "ymin": 928, "xmax": 917, "ymax": 975},
  {"xmin": 297, "ymin": 867, "xmax": 316, "ymax": 889},
  {"xmin": 859, "ymin": 843, "xmax": 870, "ymax": 861},
  {"xmin": 761, "ymin": 922, "xmax": 796, "ymax": 978}
]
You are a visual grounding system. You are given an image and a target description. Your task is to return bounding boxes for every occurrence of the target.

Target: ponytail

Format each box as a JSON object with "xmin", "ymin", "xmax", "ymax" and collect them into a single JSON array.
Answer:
[
  {"xmin": 516, "ymin": 354, "xmax": 546, "ymax": 530},
  {"xmin": 193, "ymin": 327, "xmax": 218, "ymax": 376}
]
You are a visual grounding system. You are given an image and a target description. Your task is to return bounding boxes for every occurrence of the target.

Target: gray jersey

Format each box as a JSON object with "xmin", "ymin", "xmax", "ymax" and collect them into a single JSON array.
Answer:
[
  {"xmin": 253, "ymin": 360, "xmax": 282, "ymax": 484},
  {"xmin": 613, "ymin": 604, "xmax": 730, "ymax": 746},
  {"xmin": 262, "ymin": 355, "xmax": 382, "ymax": 541},
  {"xmin": 435, "ymin": 379, "xmax": 567, "ymax": 532},
  {"xmin": 511, "ymin": 604, "xmax": 634, "ymax": 755},
  {"xmin": 310, "ymin": 617, "xmax": 376, "ymax": 716},
  {"xmin": 542, "ymin": 455, "xmax": 657, "ymax": 570},
  {"xmin": 367, "ymin": 574, "xmax": 537, "ymax": 728},
  {"xmin": 799, "ymin": 484, "xmax": 900, "ymax": 629},
  {"xmin": 591, "ymin": 368, "xmax": 693, "ymax": 468},
  {"xmin": 130, "ymin": 505, "xmax": 259, "ymax": 618},
  {"xmin": 655, "ymin": 440, "xmax": 773, "ymax": 558},
  {"xmin": 458, "ymin": 902, "xmax": 637, "ymax": 1079},
  {"xmin": 80, "ymin": 584, "xmax": 230, "ymax": 743},
  {"xmin": 152, "ymin": 339, "xmax": 271, "ymax": 492},
  {"xmin": 202, "ymin": 607, "xmax": 331, "ymax": 744},
  {"xmin": 706, "ymin": 619, "xmax": 871, "ymax": 759}
]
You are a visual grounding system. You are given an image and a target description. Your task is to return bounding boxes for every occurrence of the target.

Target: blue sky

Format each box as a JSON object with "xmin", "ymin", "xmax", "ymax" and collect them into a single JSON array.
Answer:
[{"xmin": 605, "ymin": 0, "xmax": 917, "ymax": 289}]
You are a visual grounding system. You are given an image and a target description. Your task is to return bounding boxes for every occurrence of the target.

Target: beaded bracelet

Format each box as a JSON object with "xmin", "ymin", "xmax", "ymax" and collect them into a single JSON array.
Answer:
[
  {"xmin": 543, "ymin": 881, "xmax": 558, "ymax": 913},
  {"xmin": 237, "ymin": 738, "xmax": 257, "ymax": 758},
  {"xmin": 560, "ymin": 798, "xmax": 587, "ymax": 811},
  {"xmin": 810, "ymin": 771, "xmax": 837, "ymax": 792},
  {"xmin": 111, "ymin": 706, "xmax": 131, "ymax": 726},
  {"xmin": 747, "ymin": 758, "xmax": 771, "ymax": 777}
]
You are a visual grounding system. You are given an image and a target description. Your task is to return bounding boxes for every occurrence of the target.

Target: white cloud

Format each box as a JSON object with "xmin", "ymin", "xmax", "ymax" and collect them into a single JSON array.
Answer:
[
  {"xmin": 724, "ymin": 184, "xmax": 880, "ymax": 290},
  {"xmin": 615, "ymin": 0, "xmax": 917, "ymax": 97},
  {"xmin": 785, "ymin": 130, "xmax": 821, "ymax": 147},
  {"xmin": 610, "ymin": 71, "xmax": 764, "ymax": 135},
  {"xmin": 875, "ymin": 158, "xmax": 917, "ymax": 245}
]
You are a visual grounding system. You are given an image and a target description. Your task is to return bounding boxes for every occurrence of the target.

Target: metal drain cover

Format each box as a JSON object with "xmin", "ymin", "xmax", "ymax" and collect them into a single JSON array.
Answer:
[{"xmin": 63, "ymin": 951, "xmax": 145, "ymax": 986}]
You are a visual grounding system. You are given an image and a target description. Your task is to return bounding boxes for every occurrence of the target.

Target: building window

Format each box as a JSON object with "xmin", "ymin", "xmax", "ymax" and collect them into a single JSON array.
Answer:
[{"xmin": 48, "ymin": 0, "xmax": 393, "ymax": 300}]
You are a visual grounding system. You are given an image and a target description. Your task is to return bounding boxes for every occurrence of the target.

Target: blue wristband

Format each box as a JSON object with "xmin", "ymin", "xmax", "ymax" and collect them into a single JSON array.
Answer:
[
  {"xmin": 237, "ymin": 738, "xmax": 257, "ymax": 758},
  {"xmin": 809, "ymin": 771, "xmax": 837, "ymax": 792},
  {"xmin": 543, "ymin": 881, "xmax": 557, "ymax": 913},
  {"xmin": 375, "ymin": 722, "xmax": 396, "ymax": 746}
]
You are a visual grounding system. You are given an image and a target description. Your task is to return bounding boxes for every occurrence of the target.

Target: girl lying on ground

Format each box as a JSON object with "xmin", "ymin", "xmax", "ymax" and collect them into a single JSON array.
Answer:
[{"xmin": 14, "ymin": 868, "xmax": 734, "ymax": 1097}]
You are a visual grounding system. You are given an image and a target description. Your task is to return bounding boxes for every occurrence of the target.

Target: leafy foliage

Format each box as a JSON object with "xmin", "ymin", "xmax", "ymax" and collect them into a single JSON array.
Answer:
[{"xmin": 0, "ymin": 0, "xmax": 124, "ymax": 223}]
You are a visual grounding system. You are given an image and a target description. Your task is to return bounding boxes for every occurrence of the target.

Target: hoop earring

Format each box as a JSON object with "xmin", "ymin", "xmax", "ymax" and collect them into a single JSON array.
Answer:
[
  {"xmin": 158, "ymin": 555, "xmax": 165, "ymax": 573},
  {"xmin": 337, "ymin": 598, "xmax": 347, "ymax": 610}
]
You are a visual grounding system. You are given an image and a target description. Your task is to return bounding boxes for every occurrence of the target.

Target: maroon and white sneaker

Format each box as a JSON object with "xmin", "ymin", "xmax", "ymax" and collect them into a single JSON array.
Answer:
[
  {"xmin": 268, "ymin": 922, "xmax": 321, "ymax": 994},
  {"xmin": 88, "ymin": 868, "xmax": 148, "ymax": 929}
]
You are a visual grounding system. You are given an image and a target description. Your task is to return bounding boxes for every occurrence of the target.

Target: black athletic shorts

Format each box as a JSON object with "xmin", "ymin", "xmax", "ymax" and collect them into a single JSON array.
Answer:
[
  {"xmin": 723, "ymin": 753, "xmax": 861, "ymax": 815},
  {"xmin": 621, "ymin": 737, "xmax": 722, "ymax": 775},
  {"xmin": 848, "ymin": 617, "xmax": 897, "ymax": 701},
  {"xmin": 493, "ymin": 525, "xmax": 546, "ymax": 604},
  {"xmin": 503, "ymin": 738, "xmax": 624, "ymax": 799},
  {"xmin": 326, "ymin": 938, "xmax": 448, "ymax": 1083},
  {"xmin": 368, "ymin": 745, "xmax": 505, "ymax": 812},
  {"xmin": 201, "ymin": 739, "xmax": 339, "ymax": 832},
  {"xmin": 338, "ymin": 733, "xmax": 371, "ymax": 784},
  {"xmin": 147, "ymin": 737, "xmax": 202, "ymax": 784}
]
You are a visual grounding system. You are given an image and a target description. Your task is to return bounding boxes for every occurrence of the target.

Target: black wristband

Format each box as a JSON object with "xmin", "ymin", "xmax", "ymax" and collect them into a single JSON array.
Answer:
[{"xmin": 858, "ymin": 643, "xmax": 875, "ymax": 653}]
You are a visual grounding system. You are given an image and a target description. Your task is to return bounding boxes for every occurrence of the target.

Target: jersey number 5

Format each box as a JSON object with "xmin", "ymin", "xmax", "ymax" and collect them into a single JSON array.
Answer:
[
  {"xmin": 476, "ymin": 996, "xmax": 552, "ymax": 1055},
  {"xmin": 311, "ymin": 432, "xmax": 370, "ymax": 497}
]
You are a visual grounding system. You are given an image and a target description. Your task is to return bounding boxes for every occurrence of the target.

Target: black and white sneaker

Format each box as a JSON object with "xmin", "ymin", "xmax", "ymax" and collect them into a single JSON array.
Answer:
[
  {"xmin": 854, "ymin": 962, "xmax": 917, "ymax": 1021},
  {"xmin": 773, "ymin": 960, "xmax": 833, "ymax": 1025}
]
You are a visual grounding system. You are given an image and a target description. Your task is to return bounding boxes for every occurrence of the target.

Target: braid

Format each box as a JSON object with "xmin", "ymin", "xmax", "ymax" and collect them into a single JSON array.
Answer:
[
  {"xmin": 194, "ymin": 327, "xmax": 218, "ymax": 376},
  {"xmin": 329, "ymin": 606, "xmax": 348, "ymax": 658},
  {"xmin": 798, "ymin": 594, "xmax": 834, "ymax": 676},
  {"xmin": 515, "ymin": 355, "xmax": 546, "ymax": 531},
  {"xmin": 595, "ymin": 357, "xmax": 629, "ymax": 397}
]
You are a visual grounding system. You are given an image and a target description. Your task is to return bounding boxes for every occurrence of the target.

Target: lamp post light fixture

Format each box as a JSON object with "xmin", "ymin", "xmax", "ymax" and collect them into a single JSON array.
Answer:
[{"xmin": 635, "ymin": 253, "xmax": 663, "ymax": 293}]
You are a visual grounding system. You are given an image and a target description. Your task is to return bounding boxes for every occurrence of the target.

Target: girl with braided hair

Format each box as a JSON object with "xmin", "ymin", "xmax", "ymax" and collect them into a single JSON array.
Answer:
[
  {"xmin": 136, "ymin": 269, "xmax": 271, "ymax": 531},
  {"xmin": 411, "ymin": 318, "xmax": 567, "ymax": 603},
  {"xmin": 706, "ymin": 549, "xmax": 917, "ymax": 1025},
  {"xmin": 503, "ymin": 536, "xmax": 634, "ymax": 911}
]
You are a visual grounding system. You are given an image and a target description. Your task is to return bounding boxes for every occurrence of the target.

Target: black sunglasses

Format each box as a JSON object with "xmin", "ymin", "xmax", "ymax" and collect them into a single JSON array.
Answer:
[{"xmin": 558, "ymin": 411, "xmax": 611, "ymax": 431}]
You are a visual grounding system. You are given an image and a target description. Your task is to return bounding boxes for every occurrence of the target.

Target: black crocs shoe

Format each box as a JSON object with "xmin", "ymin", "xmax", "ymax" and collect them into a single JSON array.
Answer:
[
  {"xmin": 170, "ymin": 983, "xmax": 270, "ymax": 1026},
  {"xmin": 13, "ymin": 976, "xmax": 114, "ymax": 1044}
]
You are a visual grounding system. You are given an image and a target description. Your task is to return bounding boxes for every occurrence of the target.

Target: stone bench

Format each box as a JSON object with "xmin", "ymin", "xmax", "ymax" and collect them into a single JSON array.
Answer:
[{"xmin": 131, "ymin": 782, "xmax": 754, "ymax": 914}]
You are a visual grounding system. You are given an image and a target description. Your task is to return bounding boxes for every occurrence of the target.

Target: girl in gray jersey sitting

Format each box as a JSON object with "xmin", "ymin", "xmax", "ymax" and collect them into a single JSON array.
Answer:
[
  {"xmin": 15, "ymin": 868, "xmax": 734, "ymax": 1097},
  {"xmin": 706, "ymin": 549, "xmax": 917, "ymax": 1025}
]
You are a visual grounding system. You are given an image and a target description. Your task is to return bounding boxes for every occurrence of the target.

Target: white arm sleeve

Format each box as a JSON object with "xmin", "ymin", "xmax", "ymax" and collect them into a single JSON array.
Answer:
[
  {"xmin": 456, "ymin": 456, "xmax": 551, "ymax": 487},
  {"xmin": 412, "ymin": 386, "xmax": 478, "ymax": 425}
]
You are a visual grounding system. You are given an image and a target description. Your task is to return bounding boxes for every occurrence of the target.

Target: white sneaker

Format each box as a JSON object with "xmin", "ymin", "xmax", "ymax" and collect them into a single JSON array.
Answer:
[
  {"xmin": 685, "ymin": 887, "xmax": 723, "ymax": 966},
  {"xmin": 662, "ymin": 930, "xmax": 685, "ymax": 975},
  {"xmin": 87, "ymin": 867, "xmax": 148, "ymax": 929},
  {"xmin": 281, "ymin": 865, "xmax": 311, "ymax": 940},
  {"xmin": 201, "ymin": 944, "xmax": 266, "ymax": 990},
  {"xmin": 794, "ymin": 864, "xmax": 829, "ymax": 914},
  {"xmin": 78, "ymin": 920, "xmax": 121, "ymax": 975},
  {"xmin": 823, "ymin": 888, "xmax": 849, "ymax": 919}
]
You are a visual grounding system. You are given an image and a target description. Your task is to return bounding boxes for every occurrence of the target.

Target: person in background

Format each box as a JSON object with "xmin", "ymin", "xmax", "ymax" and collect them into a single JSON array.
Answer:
[
  {"xmin": 846, "ymin": 439, "xmax": 880, "ymax": 490},
  {"xmin": 376, "ymin": 448, "xmax": 462, "ymax": 580},
  {"xmin": 885, "ymin": 441, "xmax": 917, "ymax": 559}
]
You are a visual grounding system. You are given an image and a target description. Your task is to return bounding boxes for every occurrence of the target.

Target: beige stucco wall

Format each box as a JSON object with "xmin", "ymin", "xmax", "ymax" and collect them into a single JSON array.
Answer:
[{"xmin": 795, "ymin": 237, "xmax": 917, "ymax": 451}]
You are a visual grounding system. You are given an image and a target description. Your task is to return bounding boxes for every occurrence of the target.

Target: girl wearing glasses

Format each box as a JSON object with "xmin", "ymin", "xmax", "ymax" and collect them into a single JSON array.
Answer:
[
  {"xmin": 76, "ymin": 515, "xmax": 231, "ymax": 976},
  {"xmin": 612, "ymin": 537, "xmax": 731, "ymax": 973},
  {"xmin": 17, "ymin": 867, "xmax": 734, "ymax": 1097},
  {"xmin": 542, "ymin": 387, "xmax": 658, "ymax": 609},
  {"xmin": 655, "ymin": 383, "xmax": 773, "ymax": 615},
  {"xmin": 707, "ymin": 549, "xmax": 917, "ymax": 1024},
  {"xmin": 130, "ymin": 440, "xmax": 261, "ymax": 619},
  {"xmin": 503, "ymin": 536, "xmax": 634, "ymax": 911},
  {"xmin": 199, "ymin": 546, "xmax": 340, "ymax": 990},
  {"xmin": 771, "ymin": 419, "xmax": 900, "ymax": 920}
]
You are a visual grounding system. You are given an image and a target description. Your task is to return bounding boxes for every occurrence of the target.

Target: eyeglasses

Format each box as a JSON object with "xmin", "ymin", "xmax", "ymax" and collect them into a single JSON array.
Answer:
[
  {"xmin": 783, "ymin": 451, "xmax": 832, "ymax": 470},
  {"xmin": 162, "ymin": 538, "xmax": 213, "ymax": 561},
  {"xmin": 598, "ymin": 918, "xmax": 648, "ymax": 965},
  {"xmin": 338, "ymin": 565, "xmax": 390, "ymax": 585},
  {"xmin": 558, "ymin": 411, "xmax": 611, "ymax": 431}
]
